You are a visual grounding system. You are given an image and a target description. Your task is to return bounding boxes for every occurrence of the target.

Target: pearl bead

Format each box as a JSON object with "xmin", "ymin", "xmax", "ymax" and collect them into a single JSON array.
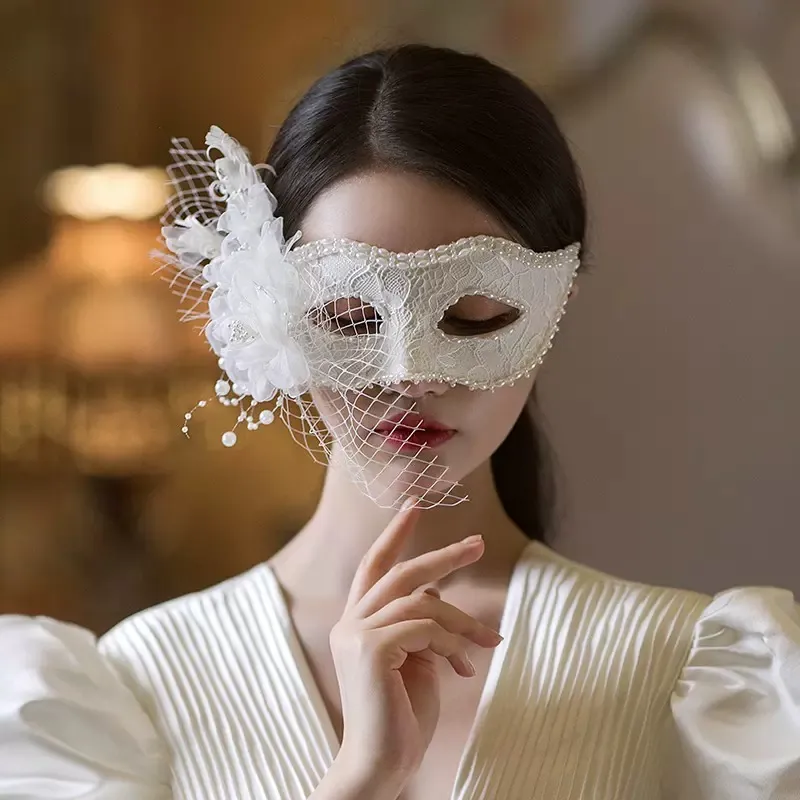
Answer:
[
  {"xmin": 181, "ymin": 426, "xmax": 189, "ymax": 433},
  {"xmin": 259, "ymin": 409, "xmax": 275, "ymax": 425},
  {"xmin": 221, "ymin": 431, "xmax": 237, "ymax": 447},
  {"xmin": 247, "ymin": 422, "xmax": 258, "ymax": 431},
  {"xmin": 289, "ymin": 236, "xmax": 580, "ymax": 272},
  {"xmin": 215, "ymin": 379, "xmax": 230, "ymax": 396},
  {"xmin": 198, "ymin": 400, "xmax": 207, "ymax": 408},
  {"xmin": 184, "ymin": 413, "xmax": 192, "ymax": 420}
]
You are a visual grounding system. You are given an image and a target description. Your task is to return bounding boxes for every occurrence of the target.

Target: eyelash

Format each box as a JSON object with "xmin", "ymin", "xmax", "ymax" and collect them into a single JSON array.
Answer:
[
  {"xmin": 323, "ymin": 310, "xmax": 519, "ymax": 337},
  {"xmin": 439, "ymin": 311, "xmax": 519, "ymax": 336}
]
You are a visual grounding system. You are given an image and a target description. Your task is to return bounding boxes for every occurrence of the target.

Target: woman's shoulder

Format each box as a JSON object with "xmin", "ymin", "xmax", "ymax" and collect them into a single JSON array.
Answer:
[
  {"xmin": 521, "ymin": 543, "xmax": 800, "ymax": 797},
  {"xmin": 0, "ymin": 615, "xmax": 170, "ymax": 797},
  {"xmin": 99, "ymin": 560, "xmax": 275, "ymax": 655},
  {"xmin": 0, "ymin": 562, "xmax": 280, "ymax": 795},
  {"xmin": 667, "ymin": 586, "xmax": 800, "ymax": 796},
  {"xmin": 522, "ymin": 540, "xmax": 710, "ymax": 611},
  {"xmin": 515, "ymin": 543, "xmax": 711, "ymax": 676},
  {"xmin": 527, "ymin": 542, "xmax": 799, "ymax": 637}
]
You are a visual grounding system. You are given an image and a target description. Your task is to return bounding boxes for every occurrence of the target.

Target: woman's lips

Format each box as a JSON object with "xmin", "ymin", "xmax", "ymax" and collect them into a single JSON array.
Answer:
[{"xmin": 373, "ymin": 412, "xmax": 456, "ymax": 453}]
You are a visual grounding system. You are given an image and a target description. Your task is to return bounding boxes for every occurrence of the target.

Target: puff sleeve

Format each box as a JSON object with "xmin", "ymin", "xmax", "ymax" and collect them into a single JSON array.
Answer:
[
  {"xmin": 0, "ymin": 615, "xmax": 170, "ymax": 799},
  {"xmin": 668, "ymin": 588, "xmax": 800, "ymax": 799}
]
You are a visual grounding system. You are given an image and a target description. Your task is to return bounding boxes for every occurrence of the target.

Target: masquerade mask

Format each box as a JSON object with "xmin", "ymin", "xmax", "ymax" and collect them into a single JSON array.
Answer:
[{"xmin": 159, "ymin": 126, "xmax": 581, "ymax": 508}]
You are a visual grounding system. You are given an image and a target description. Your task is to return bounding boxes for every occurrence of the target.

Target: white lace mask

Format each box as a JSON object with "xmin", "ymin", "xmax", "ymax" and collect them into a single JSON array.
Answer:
[
  {"xmin": 288, "ymin": 236, "xmax": 580, "ymax": 392},
  {"xmin": 159, "ymin": 126, "xmax": 581, "ymax": 509}
]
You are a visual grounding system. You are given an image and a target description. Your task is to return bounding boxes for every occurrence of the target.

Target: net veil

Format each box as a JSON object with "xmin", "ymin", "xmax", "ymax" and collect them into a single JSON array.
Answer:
[{"xmin": 157, "ymin": 126, "xmax": 581, "ymax": 509}]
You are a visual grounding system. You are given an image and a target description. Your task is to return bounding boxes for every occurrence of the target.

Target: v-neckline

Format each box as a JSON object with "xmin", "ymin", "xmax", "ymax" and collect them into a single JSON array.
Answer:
[{"xmin": 260, "ymin": 540, "xmax": 538, "ymax": 799}]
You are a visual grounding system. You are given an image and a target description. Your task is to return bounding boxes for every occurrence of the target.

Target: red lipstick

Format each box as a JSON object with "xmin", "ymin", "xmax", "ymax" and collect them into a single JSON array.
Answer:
[{"xmin": 374, "ymin": 411, "xmax": 456, "ymax": 453}]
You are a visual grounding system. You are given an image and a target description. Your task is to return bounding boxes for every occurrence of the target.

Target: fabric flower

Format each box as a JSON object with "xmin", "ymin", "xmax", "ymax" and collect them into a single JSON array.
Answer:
[
  {"xmin": 204, "ymin": 220, "xmax": 310, "ymax": 401},
  {"xmin": 162, "ymin": 217, "xmax": 223, "ymax": 268},
  {"xmin": 162, "ymin": 125, "xmax": 311, "ymax": 401}
]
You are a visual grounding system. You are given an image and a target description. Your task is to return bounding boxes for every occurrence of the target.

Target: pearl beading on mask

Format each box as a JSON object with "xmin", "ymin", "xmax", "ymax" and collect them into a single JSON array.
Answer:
[
  {"xmin": 289, "ymin": 235, "xmax": 580, "ymax": 395},
  {"xmin": 289, "ymin": 235, "xmax": 581, "ymax": 270}
]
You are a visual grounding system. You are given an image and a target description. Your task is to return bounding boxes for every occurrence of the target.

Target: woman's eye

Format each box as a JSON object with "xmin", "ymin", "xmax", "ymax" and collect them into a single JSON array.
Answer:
[
  {"xmin": 310, "ymin": 298, "xmax": 383, "ymax": 337},
  {"xmin": 439, "ymin": 311, "xmax": 519, "ymax": 335},
  {"xmin": 438, "ymin": 295, "xmax": 521, "ymax": 337},
  {"xmin": 336, "ymin": 314, "xmax": 382, "ymax": 336}
]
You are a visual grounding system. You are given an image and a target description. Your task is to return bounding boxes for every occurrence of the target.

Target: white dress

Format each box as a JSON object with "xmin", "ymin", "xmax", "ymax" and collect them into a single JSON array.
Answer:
[{"xmin": 1, "ymin": 540, "xmax": 799, "ymax": 799}]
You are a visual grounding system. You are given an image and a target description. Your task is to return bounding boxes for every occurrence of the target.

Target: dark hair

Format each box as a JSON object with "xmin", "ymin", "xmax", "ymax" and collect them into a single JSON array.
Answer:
[{"xmin": 267, "ymin": 44, "xmax": 586, "ymax": 541}]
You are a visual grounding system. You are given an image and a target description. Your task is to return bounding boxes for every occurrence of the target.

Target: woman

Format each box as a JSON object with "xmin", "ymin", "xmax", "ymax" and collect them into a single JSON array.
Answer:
[{"xmin": 2, "ymin": 45, "xmax": 798, "ymax": 800}]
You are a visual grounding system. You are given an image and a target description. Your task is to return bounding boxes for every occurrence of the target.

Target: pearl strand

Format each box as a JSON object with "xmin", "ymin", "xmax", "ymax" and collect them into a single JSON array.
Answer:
[{"xmin": 180, "ymin": 358, "xmax": 282, "ymax": 448}]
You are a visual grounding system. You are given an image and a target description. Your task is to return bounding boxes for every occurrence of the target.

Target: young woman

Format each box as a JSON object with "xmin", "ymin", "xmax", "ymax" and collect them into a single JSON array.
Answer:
[{"xmin": 1, "ymin": 45, "xmax": 798, "ymax": 800}]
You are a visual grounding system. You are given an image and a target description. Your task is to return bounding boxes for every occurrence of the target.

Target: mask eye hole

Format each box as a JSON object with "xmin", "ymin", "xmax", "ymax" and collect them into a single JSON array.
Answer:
[
  {"xmin": 438, "ymin": 295, "xmax": 522, "ymax": 337},
  {"xmin": 309, "ymin": 297, "xmax": 383, "ymax": 337}
]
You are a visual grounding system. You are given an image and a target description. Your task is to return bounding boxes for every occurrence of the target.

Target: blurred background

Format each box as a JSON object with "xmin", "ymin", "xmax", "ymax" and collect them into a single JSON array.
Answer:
[{"xmin": 1, "ymin": 0, "xmax": 798, "ymax": 633}]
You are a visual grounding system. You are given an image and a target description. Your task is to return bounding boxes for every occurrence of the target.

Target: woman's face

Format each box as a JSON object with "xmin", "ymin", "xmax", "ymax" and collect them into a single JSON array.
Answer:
[{"xmin": 299, "ymin": 169, "xmax": 539, "ymax": 505}]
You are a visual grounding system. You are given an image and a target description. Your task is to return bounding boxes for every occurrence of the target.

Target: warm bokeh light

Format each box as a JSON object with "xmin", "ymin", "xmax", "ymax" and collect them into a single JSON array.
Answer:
[{"xmin": 42, "ymin": 164, "xmax": 168, "ymax": 221}]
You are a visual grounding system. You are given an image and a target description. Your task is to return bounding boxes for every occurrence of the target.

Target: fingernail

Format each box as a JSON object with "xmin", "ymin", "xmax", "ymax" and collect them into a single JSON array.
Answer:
[
  {"xmin": 423, "ymin": 587, "xmax": 440, "ymax": 598},
  {"xmin": 464, "ymin": 655, "xmax": 476, "ymax": 676},
  {"xmin": 400, "ymin": 497, "xmax": 417, "ymax": 512},
  {"xmin": 462, "ymin": 534, "xmax": 483, "ymax": 546}
]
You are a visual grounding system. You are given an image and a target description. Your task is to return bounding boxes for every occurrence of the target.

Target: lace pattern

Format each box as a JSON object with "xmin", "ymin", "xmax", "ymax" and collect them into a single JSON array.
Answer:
[{"xmin": 290, "ymin": 238, "xmax": 579, "ymax": 391}]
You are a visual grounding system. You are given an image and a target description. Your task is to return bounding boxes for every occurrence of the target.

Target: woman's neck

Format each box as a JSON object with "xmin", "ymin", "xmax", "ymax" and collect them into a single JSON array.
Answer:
[{"xmin": 269, "ymin": 458, "xmax": 532, "ymax": 601}]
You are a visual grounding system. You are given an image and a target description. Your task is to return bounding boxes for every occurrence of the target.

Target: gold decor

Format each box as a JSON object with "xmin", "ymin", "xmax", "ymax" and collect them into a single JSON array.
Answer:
[{"xmin": 0, "ymin": 163, "xmax": 212, "ymax": 476}]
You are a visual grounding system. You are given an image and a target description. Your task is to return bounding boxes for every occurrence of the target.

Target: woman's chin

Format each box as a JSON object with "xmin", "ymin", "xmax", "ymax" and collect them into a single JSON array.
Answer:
[
  {"xmin": 325, "ymin": 433, "xmax": 477, "ymax": 508},
  {"xmin": 356, "ymin": 455, "xmax": 469, "ymax": 509}
]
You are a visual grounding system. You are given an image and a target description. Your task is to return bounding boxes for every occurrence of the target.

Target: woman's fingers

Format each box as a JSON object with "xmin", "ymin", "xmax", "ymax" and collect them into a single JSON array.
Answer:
[
  {"xmin": 369, "ymin": 618, "xmax": 477, "ymax": 677},
  {"xmin": 345, "ymin": 500, "xmax": 421, "ymax": 611},
  {"xmin": 355, "ymin": 534, "xmax": 485, "ymax": 617},
  {"xmin": 364, "ymin": 591, "xmax": 503, "ymax": 649},
  {"xmin": 341, "ymin": 504, "xmax": 495, "ymax": 682}
]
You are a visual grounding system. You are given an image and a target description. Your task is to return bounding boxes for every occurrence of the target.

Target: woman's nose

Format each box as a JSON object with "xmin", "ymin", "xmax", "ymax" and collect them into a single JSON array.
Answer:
[{"xmin": 389, "ymin": 380, "xmax": 449, "ymax": 398}]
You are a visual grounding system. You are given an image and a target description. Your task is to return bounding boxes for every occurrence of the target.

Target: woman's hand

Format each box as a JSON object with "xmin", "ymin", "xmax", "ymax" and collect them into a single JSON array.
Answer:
[{"xmin": 323, "ymin": 501, "xmax": 504, "ymax": 797}]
